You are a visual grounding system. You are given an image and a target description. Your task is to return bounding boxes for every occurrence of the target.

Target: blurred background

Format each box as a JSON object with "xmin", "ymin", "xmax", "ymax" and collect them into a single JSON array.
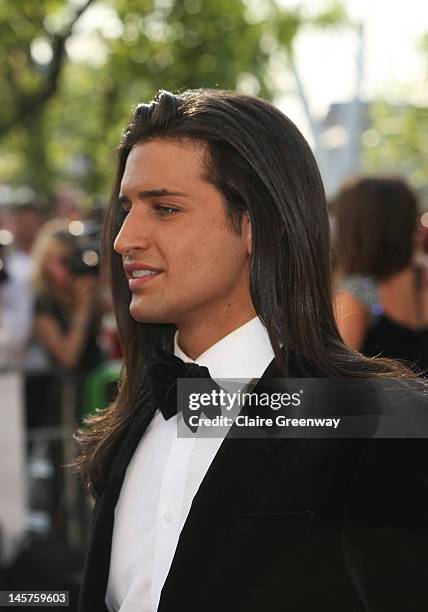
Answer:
[{"xmin": 0, "ymin": 0, "xmax": 427, "ymax": 608}]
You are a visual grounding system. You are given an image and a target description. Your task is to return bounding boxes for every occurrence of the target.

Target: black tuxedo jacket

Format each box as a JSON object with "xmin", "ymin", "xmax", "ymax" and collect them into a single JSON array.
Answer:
[{"xmin": 79, "ymin": 357, "xmax": 428, "ymax": 612}]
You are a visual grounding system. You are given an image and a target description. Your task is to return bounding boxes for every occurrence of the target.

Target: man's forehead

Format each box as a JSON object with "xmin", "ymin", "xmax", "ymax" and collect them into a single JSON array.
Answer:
[
  {"xmin": 120, "ymin": 139, "xmax": 209, "ymax": 192},
  {"xmin": 128, "ymin": 138, "xmax": 206, "ymax": 162}
]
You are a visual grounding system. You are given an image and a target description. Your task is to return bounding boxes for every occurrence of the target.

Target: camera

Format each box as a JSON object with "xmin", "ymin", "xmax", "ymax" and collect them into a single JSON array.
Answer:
[{"xmin": 67, "ymin": 220, "xmax": 101, "ymax": 276}]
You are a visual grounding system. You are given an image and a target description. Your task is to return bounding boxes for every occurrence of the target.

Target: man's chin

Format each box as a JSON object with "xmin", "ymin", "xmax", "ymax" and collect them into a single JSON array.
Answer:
[{"xmin": 129, "ymin": 304, "xmax": 174, "ymax": 325}]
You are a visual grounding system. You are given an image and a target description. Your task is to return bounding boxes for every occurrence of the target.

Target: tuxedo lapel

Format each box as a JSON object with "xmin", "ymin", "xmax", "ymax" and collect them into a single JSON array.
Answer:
[{"xmin": 158, "ymin": 438, "xmax": 290, "ymax": 612}]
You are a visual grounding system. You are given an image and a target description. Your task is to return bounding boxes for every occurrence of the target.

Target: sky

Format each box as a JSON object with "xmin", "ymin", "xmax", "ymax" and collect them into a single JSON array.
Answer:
[{"xmin": 275, "ymin": 0, "xmax": 428, "ymax": 139}]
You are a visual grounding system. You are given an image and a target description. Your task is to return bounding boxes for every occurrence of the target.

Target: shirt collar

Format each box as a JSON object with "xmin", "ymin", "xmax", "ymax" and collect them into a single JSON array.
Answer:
[{"xmin": 174, "ymin": 316, "xmax": 275, "ymax": 381}]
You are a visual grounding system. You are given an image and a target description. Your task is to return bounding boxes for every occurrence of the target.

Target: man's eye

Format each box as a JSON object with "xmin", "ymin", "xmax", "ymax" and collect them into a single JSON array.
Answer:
[{"xmin": 154, "ymin": 204, "xmax": 179, "ymax": 216}]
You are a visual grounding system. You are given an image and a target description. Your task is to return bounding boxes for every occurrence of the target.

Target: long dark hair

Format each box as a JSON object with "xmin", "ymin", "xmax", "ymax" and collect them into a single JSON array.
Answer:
[
  {"xmin": 76, "ymin": 89, "xmax": 415, "ymax": 495},
  {"xmin": 333, "ymin": 176, "xmax": 419, "ymax": 280}
]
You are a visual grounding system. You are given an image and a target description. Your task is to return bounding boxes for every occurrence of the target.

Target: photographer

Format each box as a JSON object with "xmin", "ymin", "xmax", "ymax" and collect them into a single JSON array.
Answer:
[{"xmin": 31, "ymin": 219, "xmax": 104, "ymax": 377}]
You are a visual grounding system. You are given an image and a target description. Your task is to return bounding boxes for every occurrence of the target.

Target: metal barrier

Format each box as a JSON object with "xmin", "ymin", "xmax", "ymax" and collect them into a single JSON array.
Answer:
[{"xmin": 0, "ymin": 362, "xmax": 122, "ymax": 561}]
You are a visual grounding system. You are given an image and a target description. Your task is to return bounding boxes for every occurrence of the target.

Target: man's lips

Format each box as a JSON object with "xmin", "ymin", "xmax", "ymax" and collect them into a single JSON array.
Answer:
[{"xmin": 123, "ymin": 262, "xmax": 163, "ymax": 289}]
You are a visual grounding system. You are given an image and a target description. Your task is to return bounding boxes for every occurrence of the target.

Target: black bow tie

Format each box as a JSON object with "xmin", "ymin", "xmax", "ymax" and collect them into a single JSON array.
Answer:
[{"xmin": 145, "ymin": 350, "xmax": 222, "ymax": 427}]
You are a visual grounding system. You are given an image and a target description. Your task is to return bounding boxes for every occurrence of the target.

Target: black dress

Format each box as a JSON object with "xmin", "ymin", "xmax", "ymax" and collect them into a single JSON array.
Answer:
[
  {"xmin": 34, "ymin": 294, "xmax": 103, "ymax": 372},
  {"xmin": 26, "ymin": 294, "xmax": 104, "ymax": 427},
  {"xmin": 340, "ymin": 268, "xmax": 428, "ymax": 375},
  {"xmin": 363, "ymin": 313, "xmax": 428, "ymax": 375}
]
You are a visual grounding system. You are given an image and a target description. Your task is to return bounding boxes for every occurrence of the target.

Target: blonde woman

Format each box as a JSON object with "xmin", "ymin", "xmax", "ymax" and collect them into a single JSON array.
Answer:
[{"xmin": 31, "ymin": 219, "xmax": 104, "ymax": 374}]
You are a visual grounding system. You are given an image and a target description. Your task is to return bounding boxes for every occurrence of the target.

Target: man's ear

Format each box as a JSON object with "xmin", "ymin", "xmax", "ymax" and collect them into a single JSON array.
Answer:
[{"xmin": 242, "ymin": 212, "xmax": 252, "ymax": 256}]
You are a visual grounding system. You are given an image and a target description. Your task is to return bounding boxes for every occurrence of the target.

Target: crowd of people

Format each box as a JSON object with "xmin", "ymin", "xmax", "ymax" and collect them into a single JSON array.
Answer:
[
  {"xmin": 0, "ymin": 191, "xmax": 121, "ymax": 576},
  {"xmin": 0, "ymin": 193, "xmax": 120, "ymax": 384}
]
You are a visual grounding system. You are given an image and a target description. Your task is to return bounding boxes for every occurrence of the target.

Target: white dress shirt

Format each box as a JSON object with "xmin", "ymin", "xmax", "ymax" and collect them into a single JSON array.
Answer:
[{"xmin": 105, "ymin": 316, "xmax": 274, "ymax": 612}]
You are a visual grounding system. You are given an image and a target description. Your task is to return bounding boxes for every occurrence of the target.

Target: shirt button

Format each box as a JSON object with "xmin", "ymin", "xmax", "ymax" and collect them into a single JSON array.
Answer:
[{"xmin": 163, "ymin": 509, "xmax": 173, "ymax": 523}]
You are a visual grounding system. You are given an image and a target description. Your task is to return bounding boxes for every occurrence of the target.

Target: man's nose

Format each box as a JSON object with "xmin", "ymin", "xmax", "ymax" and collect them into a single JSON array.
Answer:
[{"xmin": 113, "ymin": 209, "xmax": 151, "ymax": 255}]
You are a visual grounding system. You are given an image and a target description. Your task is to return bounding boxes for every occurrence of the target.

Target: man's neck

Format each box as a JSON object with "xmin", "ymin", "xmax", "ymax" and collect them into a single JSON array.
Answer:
[{"xmin": 176, "ymin": 310, "xmax": 257, "ymax": 360}]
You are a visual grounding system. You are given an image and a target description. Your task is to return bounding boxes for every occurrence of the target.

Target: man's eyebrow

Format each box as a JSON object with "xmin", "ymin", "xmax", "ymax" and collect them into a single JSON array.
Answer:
[
  {"xmin": 139, "ymin": 188, "xmax": 189, "ymax": 198},
  {"xmin": 117, "ymin": 189, "xmax": 189, "ymax": 203}
]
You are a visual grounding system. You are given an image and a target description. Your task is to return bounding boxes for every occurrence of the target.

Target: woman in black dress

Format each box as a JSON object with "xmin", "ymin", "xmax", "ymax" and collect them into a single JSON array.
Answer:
[
  {"xmin": 333, "ymin": 176, "xmax": 428, "ymax": 375},
  {"xmin": 29, "ymin": 219, "xmax": 105, "ymax": 426}
]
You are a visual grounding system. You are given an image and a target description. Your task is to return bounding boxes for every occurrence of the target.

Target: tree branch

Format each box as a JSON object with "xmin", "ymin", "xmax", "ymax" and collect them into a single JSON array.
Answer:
[{"xmin": 0, "ymin": 0, "xmax": 96, "ymax": 136}]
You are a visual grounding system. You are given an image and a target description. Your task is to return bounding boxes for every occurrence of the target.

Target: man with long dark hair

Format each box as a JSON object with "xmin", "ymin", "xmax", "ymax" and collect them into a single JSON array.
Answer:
[{"xmin": 77, "ymin": 90, "xmax": 427, "ymax": 611}]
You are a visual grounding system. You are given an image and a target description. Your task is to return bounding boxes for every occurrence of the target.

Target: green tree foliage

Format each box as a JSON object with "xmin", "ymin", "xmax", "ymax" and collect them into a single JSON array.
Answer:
[
  {"xmin": 0, "ymin": 0, "xmax": 344, "ymax": 198},
  {"xmin": 363, "ymin": 33, "xmax": 428, "ymax": 199},
  {"xmin": 363, "ymin": 102, "xmax": 428, "ymax": 197},
  {"xmin": 0, "ymin": 0, "xmax": 96, "ymax": 191}
]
